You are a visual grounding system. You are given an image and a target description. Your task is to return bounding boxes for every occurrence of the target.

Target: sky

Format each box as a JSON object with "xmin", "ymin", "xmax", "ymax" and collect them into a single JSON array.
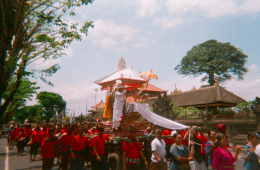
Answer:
[{"xmin": 28, "ymin": 0, "xmax": 260, "ymax": 116}]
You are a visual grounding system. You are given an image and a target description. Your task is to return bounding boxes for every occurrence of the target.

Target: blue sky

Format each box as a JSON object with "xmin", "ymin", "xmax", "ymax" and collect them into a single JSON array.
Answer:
[{"xmin": 29, "ymin": 0, "xmax": 260, "ymax": 116}]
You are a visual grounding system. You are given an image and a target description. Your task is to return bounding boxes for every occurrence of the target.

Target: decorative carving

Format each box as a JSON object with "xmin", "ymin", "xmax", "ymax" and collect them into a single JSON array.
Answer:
[{"xmin": 118, "ymin": 57, "xmax": 126, "ymax": 71}]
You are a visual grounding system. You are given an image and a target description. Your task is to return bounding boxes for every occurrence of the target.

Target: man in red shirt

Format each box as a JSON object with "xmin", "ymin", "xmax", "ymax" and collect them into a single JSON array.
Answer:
[
  {"xmin": 162, "ymin": 128, "xmax": 172, "ymax": 160},
  {"xmin": 70, "ymin": 127, "xmax": 91, "ymax": 170},
  {"xmin": 198, "ymin": 127, "xmax": 208, "ymax": 167},
  {"xmin": 40, "ymin": 124, "xmax": 49, "ymax": 144},
  {"xmin": 41, "ymin": 128, "xmax": 58, "ymax": 170},
  {"xmin": 122, "ymin": 125, "xmax": 148, "ymax": 170},
  {"xmin": 91, "ymin": 127, "xmax": 111, "ymax": 170},
  {"xmin": 61, "ymin": 124, "xmax": 69, "ymax": 134},
  {"xmin": 30, "ymin": 125, "xmax": 41, "ymax": 161},
  {"xmin": 59, "ymin": 128, "xmax": 73, "ymax": 170},
  {"xmin": 24, "ymin": 124, "xmax": 32, "ymax": 149}
]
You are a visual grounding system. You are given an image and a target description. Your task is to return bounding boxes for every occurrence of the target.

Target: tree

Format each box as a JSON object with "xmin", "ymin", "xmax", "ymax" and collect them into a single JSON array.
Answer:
[
  {"xmin": 0, "ymin": 0, "xmax": 94, "ymax": 118},
  {"xmin": 152, "ymin": 92, "xmax": 175, "ymax": 119},
  {"xmin": 2, "ymin": 78, "xmax": 39, "ymax": 123},
  {"xmin": 37, "ymin": 91, "xmax": 66, "ymax": 123},
  {"xmin": 175, "ymin": 39, "xmax": 248, "ymax": 86},
  {"xmin": 13, "ymin": 104, "xmax": 43, "ymax": 123}
]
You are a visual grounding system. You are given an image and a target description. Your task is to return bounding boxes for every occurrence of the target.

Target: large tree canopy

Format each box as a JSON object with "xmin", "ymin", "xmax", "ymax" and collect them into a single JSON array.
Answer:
[
  {"xmin": 37, "ymin": 91, "xmax": 66, "ymax": 123},
  {"xmin": 0, "ymin": 0, "xmax": 94, "ymax": 118},
  {"xmin": 175, "ymin": 39, "xmax": 248, "ymax": 86}
]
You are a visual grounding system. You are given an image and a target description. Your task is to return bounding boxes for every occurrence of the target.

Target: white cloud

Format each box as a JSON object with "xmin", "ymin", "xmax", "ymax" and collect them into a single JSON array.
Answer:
[
  {"xmin": 114, "ymin": 47, "xmax": 129, "ymax": 52},
  {"xmin": 133, "ymin": 38, "xmax": 148, "ymax": 48},
  {"xmin": 87, "ymin": 19, "xmax": 138, "ymax": 49},
  {"xmin": 166, "ymin": 0, "xmax": 238, "ymax": 18},
  {"xmin": 154, "ymin": 0, "xmax": 260, "ymax": 29},
  {"xmin": 166, "ymin": 0, "xmax": 260, "ymax": 18},
  {"xmin": 153, "ymin": 18, "xmax": 184, "ymax": 29},
  {"xmin": 156, "ymin": 64, "xmax": 260, "ymax": 102},
  {"xmin": 136, "ymin": 0, "xmax": 160, "ymax": 17},
  {"xmin": 64, "ymin": 47, "xmax": 73, "ymax": 58},
  {"xmin": 240, "ymin": 0, "xmax": 260, "ymax": 13},
  {"xmin": 28, "ymin": 80, "xmax": 107, "ymax": 116},
  {"xmin": 99, "ymin": 38, "xmax": 118, "ymax": 49}
]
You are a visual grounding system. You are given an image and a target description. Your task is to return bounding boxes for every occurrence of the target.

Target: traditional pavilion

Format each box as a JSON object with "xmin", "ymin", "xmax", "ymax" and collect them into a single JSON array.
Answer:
[
  {"xmin": 126, "ymin": 83, "xmax": 167, "ymax": 103},
  {"xmin": 144, "ymin": 83, "xmax": 246, "ymax": 113},
  {"xmin": 86, "ymin": 100, "xmax": 106, "ymax": 121}
]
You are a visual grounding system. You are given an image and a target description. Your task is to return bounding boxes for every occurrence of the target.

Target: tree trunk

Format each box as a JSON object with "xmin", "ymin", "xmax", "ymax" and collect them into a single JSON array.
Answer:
[{"xmin": 208, "ymin": 72, "xmax": 215, "ymax": 86}]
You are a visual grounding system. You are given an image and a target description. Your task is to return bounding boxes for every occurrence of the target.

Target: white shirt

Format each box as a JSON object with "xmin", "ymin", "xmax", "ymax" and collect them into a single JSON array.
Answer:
[
  {"xmin": 255, "ymin": 144, "xmax": 260, "ymax": 158},
  {"xmin": 151, "ymin": 138, "xmax": 167, "ymax": 163}
]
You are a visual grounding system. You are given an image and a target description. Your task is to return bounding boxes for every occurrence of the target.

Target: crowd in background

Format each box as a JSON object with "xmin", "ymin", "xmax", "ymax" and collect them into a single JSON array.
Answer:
[{"xmin": 5, "ymin": 122, "xmax": 260, "ymax": 170}]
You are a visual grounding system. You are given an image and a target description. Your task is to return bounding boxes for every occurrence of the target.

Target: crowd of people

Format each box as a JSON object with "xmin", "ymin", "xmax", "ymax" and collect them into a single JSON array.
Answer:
[{"xmin": 6, "ymin": 122, "xmax": 260, "ymax": 170}]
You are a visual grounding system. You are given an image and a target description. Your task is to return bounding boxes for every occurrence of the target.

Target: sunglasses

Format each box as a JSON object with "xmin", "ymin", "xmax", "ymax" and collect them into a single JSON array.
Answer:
[{"xmin": 130, "ymin": 131, "xmax": 137, "ymax": 133}]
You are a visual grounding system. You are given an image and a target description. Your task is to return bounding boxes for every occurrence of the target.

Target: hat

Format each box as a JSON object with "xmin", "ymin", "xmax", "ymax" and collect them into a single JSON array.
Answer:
[{"xmin": 191, "ymin": 126, "xmax": 198, "ymax": 131}]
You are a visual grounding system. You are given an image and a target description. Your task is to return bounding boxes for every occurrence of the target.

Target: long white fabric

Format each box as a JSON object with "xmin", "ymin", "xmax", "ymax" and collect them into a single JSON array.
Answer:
[{"xmin": 132, "ymin": 102, "xmax": 188, "ymax": 130}]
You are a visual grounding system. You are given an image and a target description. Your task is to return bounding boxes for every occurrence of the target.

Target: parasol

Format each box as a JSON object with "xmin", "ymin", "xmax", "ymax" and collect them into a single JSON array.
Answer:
[
  {"xmin": 140, "ymin": 69, "xmax": 158, "ymax": 80},
  {"xmin": 95, "ymin": 68, "xmax": 147, "ymax": 90}
]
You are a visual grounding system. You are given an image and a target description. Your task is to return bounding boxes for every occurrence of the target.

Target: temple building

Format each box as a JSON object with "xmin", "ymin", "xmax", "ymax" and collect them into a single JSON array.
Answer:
[{"xmin": 145, "ymin": 83, "xmax": 246, "ymax": 113}]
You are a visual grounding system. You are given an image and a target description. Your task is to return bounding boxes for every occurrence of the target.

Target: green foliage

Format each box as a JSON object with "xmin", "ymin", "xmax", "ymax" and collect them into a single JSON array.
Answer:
[
  {"xmin": 152, "ymin": 92, "xmax": 175, "ymax": 119},
  {"xmin": 171, "ymin": 103, "xmax": 201, "ymax": 119},
  {"xmin": 175, "ymin": 39, "xmax": 248, "ymax": 86},
  {"xmin": 13, "ymin": 104, "xmax": 43, "ymax": 123},
  {"xmin": 0, "ymin": 0, "xmax": 94, "ymax": 117},
  {"xmin": 2, "ymin": 78, "xmax": 39, "ymax": 123},
  {"xmin": 37, "ymin": 91, "xmax": 66, "ymax": 123}
]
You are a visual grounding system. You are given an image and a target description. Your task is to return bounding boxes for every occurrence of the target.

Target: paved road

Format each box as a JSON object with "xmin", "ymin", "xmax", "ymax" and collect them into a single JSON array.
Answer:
[{"xmin": 0, "ymin": 135, "xmax": 246, "ymax": 170}]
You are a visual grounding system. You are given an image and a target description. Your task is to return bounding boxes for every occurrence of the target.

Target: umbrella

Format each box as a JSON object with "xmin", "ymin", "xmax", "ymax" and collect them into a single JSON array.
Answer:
[
  {"xmin": 140, "ymin": 69, "xmax": 158, "ymax": 80},
  {"xmin": 96, "ymin": 68, "xmax": 147, "ymax": 89}
]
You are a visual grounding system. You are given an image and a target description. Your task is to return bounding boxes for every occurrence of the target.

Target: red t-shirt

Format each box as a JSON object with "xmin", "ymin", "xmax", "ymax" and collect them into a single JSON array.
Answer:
[
  {"xmin": 162, "ymin": 129, "xmax": 172, "ymax": 144},
  {"xmin": 70, "ymin": 135, "xmax": 91, "ymax": 151},
  {"xmin": 24, "ymin": 128, "xmax": 32, "ymax": 138},
  {"xmin": 31, "ymin": 130, "xmax": 41, "ymax": 143},
  {"xmin": 41, "ymin": 137, "xmax": 58, "ymax": 159},
  {"xmin": 9, "ymin": 131, "xmax": 16, "ymax": 140},
  {"xmin": 61, "ymin": 128, "xmax": 68, "ymax": 134},
  {"xmin": 91, "ymin": 134, "xmax": 110, "ymax": 156},
  {"xmin": 16, "ymin": 131, "xmax": 25, "ymax": 140},
  {"xmin": 122, "ymin": 136, "xmax": 142, "ymax": 164},
  {"xmin": 40, "ymin": 130, "xmax": 49, "ymax": 144},
  {"xmin": 14, "ymin": 127, "xmax": 21, "ymax": 135},
  {"xmin": 72, "ymin": 130, "xmax": 78, "ymax": 136},
  {"xmin": 60, "ymin": 134, "xmax": 74, "ymax": 152},
  {"xmin": 198, "ymin": 134, "xmax": 207, "ymax": 154},
  {"xmin": 90, "ymin": 129, "xmax": 98, "ymax": 134}
]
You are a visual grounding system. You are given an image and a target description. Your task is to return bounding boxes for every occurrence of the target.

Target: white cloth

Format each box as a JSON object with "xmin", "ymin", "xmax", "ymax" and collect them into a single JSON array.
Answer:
[
  {"xmin": 151, "ymin": 138, "xmax": 167, "ymax": 163},
  {"xmin": 171, "ymin": 130, "xmax": 177, "ymax": 136},
  {"xmin": 132, "ymin": 103, "xmax": 188, "ymax": 130},
  {"xmin": 113, "ymin": 90, "xmax": 127, "ymax": 128},
  {"xmin": 255, "ymin": 144, "xmax": 260, "ymax": 158}
]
